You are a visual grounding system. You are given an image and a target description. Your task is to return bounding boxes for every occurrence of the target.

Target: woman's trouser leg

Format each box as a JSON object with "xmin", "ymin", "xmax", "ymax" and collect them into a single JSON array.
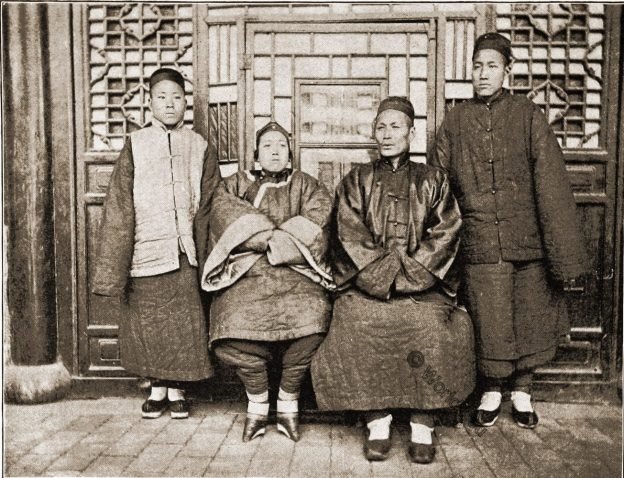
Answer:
[{"xmin": 214, "ymin": 340, "xmax": 272, "ymax": 397}]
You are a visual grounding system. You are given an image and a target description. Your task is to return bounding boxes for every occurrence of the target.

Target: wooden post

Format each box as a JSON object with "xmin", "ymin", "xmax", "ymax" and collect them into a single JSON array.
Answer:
[{"xmin": 2, "ymin": 2, "xmax": 70, "ymax": 403}]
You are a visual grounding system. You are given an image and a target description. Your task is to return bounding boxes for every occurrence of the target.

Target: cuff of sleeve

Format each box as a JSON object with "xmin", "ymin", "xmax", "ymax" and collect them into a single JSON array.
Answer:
[{"xmin": 279, "ymin": 215, "xmax": 322, "ymax": 246}]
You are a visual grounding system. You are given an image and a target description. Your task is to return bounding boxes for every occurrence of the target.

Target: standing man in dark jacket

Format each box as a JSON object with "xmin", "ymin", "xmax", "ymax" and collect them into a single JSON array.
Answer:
[{"xmin": 429, "ymin": 32, "xmax": 588, "ymax": 429}]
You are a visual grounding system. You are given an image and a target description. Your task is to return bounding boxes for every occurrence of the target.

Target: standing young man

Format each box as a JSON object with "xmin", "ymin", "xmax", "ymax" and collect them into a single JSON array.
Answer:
[{"xmin": 429, "ymin": 33, "xmax": 587, "ymax": 428}]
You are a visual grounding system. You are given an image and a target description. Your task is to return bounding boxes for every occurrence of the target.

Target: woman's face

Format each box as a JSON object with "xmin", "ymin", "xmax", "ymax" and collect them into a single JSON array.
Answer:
[{"xmin": 257, "ymin": 130, "xmax": 290, "ymax": 172}]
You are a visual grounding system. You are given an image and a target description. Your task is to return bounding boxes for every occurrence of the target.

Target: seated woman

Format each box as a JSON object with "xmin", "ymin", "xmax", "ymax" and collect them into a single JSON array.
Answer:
[{"xmin": 200, "ymin": 121, "xmax": 333, "ymax": 442}]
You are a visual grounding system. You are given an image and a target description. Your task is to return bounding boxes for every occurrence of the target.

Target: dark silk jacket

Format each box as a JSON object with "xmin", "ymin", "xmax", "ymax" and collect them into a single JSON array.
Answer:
[
  {"xmin": 333, "ymin": 155, "xmax": 462, "ymax": 300},
  {"xmin": 429, "ymin": 89, "xmax": 587, "ymax": 282}
]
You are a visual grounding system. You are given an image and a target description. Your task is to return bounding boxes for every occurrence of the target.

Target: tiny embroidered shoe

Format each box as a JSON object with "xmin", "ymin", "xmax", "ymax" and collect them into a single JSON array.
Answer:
[
  {"xmin": 169, "ymin": 399, "xmax": 189, "ymax": 419},
  {"xmin": 276, "ymin": 398, "xmax": 300, "ymax": 441},
  {"xmin": 141, "ymin": 398, "xmax": 168, "ymax": 419},
  {"xmin": 276, "ymin": 413, "xmax": 300, "ymax": 441},
  {"xmin": 408, "ymin": 442, "xmax": 436, "ymax": 464},
  {"xmin": 242, "ymin": 414, "xmax": 268, "ymax": 442}
]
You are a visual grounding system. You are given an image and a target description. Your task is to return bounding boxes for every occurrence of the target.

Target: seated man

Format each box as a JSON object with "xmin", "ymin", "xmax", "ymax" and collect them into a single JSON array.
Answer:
[
  {"xmin": 311, "ymin": 97, "xmax": 475, "ymax": 464},
  {"xmin": 200, "ymin": 121, "xmax": 334, "ymax": 442}
]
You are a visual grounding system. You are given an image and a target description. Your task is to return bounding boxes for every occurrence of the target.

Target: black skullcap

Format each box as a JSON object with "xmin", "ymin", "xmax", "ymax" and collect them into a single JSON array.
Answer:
[
  {"xmin": 473, "ymin": 32, "xmax": 512, "ymax": 64},
  {"xmin": 376, "ymin": 96, "xmax": 415, "ymax": 120},
  {"xmin": 149, "ymin": 67, "xmax": 185, "ymax": 92}
]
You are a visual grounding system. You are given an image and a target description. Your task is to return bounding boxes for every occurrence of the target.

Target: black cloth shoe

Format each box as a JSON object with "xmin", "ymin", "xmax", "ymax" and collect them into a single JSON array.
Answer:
[
  {"xmin": 242, "ymin": 414, "xmax": 268, "ymax": 442},
  {"xmin": 169, "ymin": 399, "xmax": 189, "ymax": 419},
  {"xmin": 141, "ymin": 398, "xmax": 168, "ymax": 419},
  {"xmin": 363, "ymin": 430, "xmax": 392, "ymax": 461},
  {"xmin": 512, "ymin": 406, "xmax": 538, "ymax": 429},
  {"xmin": 276, "ymin": 413, "xmax": 300, "ymax": 442},
  {"xmin": 408, "ymin": 442, "xmax": 436, "ymax": 464},
  {"xmin": 473, "ymin": 406, "xmax": 500, "ymax": 427}
]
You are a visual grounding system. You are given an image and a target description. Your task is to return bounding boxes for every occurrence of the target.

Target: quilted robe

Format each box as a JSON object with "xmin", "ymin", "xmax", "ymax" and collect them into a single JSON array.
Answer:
[{"xmin": 201, "ymin": 169, "xmax": 333, "ymax": 345}]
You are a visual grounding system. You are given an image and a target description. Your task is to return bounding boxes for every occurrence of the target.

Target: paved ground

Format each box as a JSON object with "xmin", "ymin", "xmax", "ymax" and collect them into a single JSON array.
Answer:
[{"xmin": 3, "ymin": 397, "xmax": 622, "ymax": 477}]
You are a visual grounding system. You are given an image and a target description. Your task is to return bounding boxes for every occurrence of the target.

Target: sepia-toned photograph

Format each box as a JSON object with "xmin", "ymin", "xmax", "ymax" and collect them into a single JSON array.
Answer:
[{"xmin": 2, "ymin": 1, "xmax": 622, "ymax": 477}]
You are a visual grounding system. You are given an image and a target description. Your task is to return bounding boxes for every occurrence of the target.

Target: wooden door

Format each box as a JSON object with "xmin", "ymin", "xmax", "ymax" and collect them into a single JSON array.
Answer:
[{"xmin": 493, "ymin": 4, "xmax": 622, "ymax": 397}]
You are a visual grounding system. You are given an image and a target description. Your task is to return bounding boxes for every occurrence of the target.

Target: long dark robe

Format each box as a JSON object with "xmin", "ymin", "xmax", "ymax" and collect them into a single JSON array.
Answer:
[
  {"xmin": 311, "ymin": 156, "xmax": 475, "ymax": 411},
  {"xmin": 92, "ymin": 139, "xmax": 216, "ymax": 381},
  {"xmin": 201, "ymin": 169, "xmax": 333, "ymax": 344}
]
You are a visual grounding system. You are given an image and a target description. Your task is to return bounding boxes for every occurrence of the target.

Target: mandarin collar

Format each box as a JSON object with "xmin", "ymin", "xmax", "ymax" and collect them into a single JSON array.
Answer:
[
  {"xmin": 252, "ymin": 168, "xmax": 292, "ymax": 182},
  {"xmin": 151, "ymin": 117, "xmax": 184, "ymax": 132},
  {"xmin": 475, "ymin": 88, "xmax": 509, "ymax": 108},
  {"xmin": 378, "ymin": 153, "xmax": 410, "ymax": 171}
]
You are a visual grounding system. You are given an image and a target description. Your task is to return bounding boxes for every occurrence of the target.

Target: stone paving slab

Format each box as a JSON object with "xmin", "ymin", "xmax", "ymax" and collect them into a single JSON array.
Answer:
[{"xmin": 3, "ymin": 398, "xmax": 622, "ymax": 477}]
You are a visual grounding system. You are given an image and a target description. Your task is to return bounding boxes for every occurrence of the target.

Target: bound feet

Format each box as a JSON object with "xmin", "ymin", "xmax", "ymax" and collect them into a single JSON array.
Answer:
[{"xmin": 242, "ymin": 390, "xmax": 301, "ymax": 442}]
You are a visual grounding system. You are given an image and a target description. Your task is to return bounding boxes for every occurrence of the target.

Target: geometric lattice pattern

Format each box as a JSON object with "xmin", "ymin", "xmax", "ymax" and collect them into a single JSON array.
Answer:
[
  {"xmin": 497, "ymin": 3, "xmax": 604, "ymax": 148},
  {"xmin": 208, "ymin": 102, "xmax": 239, "ymax": 163},
  {"xmin": 87, "ymin": 3, "xmax": 194, "ymax": 151}
]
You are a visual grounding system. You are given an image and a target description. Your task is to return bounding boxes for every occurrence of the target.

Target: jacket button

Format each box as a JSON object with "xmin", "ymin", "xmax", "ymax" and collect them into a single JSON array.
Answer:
[
  {"xmin": 394, "ymin": 198, "xmax": 399, "ymax": 203},
  {"xmin": 488, "ymin": 159, "xmax": 493, "ymax": 164},
  {"xmin": 491, "ymin": 189, "xmax": 497, "ymax": 194},
  {"xmin": 486, "ymin": 127, "xmax": 492, "ymax": 132},
  {"xmin": 394, "ymin": 222, "xmax": 398, "ymax": 227},
  {"xmin": 495, "ymin": 220, "xmax": 499, "ymax": 225}
]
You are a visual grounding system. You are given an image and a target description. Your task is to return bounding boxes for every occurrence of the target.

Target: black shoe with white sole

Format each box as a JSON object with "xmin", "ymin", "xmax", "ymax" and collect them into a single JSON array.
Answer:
[
  {"xmin": 512, "ymin": 406, "xmax": 538, "ymax": 429},
  {"xmin": 141, "ymin": 398, "xmax": 168, "ymax": 419},
  {"xmin": 169, "ymin": 399, "xmax": 189, "ymax": 419},
  {"xmin": 473, "ymin": 406, "xmax": 500, "ymax": 427}
]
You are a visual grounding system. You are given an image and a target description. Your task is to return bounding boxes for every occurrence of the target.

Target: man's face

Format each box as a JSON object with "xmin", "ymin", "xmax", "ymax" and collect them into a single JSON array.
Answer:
[
  {"xmin": 257, "ymin": 130, "xmax": 290, "ymax": 172},
  {"xmin": 374, "ymin": 109, "xmax": 415, "ymax": 160},
  {"xmin": 149, "ymin": 79, "xmax": 186, "ymax": 126},
  {"xmin": 472, "ymin": 49, "xmax": 510, "ymax": 98}
]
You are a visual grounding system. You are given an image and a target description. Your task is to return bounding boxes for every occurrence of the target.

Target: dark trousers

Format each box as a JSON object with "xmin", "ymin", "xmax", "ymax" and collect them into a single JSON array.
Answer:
[
  {"xmin": 483, "ymin": 369, "xmax": 534, "ymax": 393},
  {"xmin": 214, "ymin": 334, "xmax": 325, "ymax": 396}
]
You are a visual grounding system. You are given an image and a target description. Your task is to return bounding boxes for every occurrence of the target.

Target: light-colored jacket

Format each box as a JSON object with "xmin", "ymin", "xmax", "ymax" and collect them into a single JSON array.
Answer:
[
  {"xmin": 130, "ymin": 119, "xmax": 206, "ymax": 276},
  {"xmin": 92, "ymin": 118, "xmax": 212, "ymax": 297}
]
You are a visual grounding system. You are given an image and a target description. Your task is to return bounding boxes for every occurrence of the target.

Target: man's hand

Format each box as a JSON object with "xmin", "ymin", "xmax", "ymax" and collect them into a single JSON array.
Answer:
[{"xmin": 241, "ymin": 230, "xmax": 273, "ymax": 252}]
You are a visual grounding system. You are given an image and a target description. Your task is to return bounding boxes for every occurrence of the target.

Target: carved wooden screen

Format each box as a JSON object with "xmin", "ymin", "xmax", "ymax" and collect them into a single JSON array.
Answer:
[
  {"xmin": 74, "ymin": 3, "xmax": 195, "ymax": 375},
  {"xmin": 243, "ymin": 21, "xmax": 434, "ymax": 193},
  {"xmin": 496, "ymin": 4, "xmax": 620, "ymax": 387}
]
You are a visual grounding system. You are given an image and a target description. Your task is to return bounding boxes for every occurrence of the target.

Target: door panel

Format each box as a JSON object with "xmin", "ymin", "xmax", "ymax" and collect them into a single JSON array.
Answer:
[{"xmin": 495, "ymin": 4, "xmax": 621, "ymax": 385}]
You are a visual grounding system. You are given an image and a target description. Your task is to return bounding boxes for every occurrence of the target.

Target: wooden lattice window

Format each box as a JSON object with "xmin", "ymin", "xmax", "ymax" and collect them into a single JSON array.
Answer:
[
  {"xmin": 208, "ymin": 102, "xmax": 239, "ymax": 163},
  {"xmin": 87, "ymin": 3, "xmax": 194, "ymax": 151},
  {"xmin": 496, "ymin": 3, "xmax": 605, "ymax": 149}
]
